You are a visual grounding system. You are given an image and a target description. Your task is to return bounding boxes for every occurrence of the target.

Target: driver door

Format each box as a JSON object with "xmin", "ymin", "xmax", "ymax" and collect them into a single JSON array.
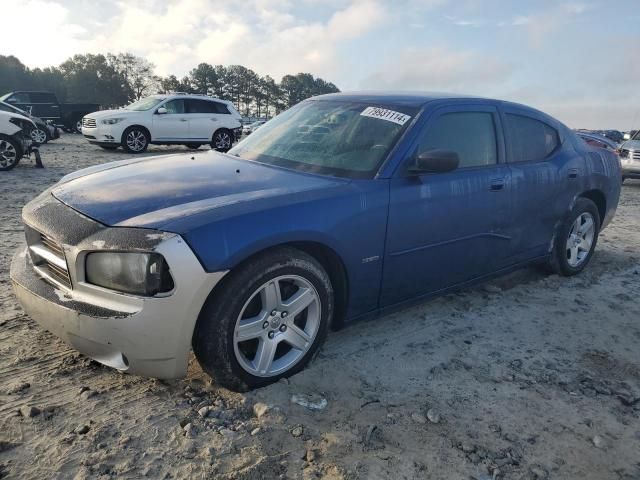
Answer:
[
  {"xmin": 381, "ymin": 104, "xmax": 513, "ymax": 306},
  {"xmin": 152, "ymin": 99, "xmax": 189, "ymax": 140}
]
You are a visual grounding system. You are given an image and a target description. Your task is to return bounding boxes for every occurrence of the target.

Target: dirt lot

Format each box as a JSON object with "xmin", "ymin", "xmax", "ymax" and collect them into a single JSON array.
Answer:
[{"xmin": 0, "ymin": 134, "xmax": 639, "ymax": 480}]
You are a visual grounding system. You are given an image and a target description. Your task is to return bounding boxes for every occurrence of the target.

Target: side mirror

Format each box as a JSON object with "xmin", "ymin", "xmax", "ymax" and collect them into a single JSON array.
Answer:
[
  {"xmin": 408, "ymin": 149, "xmax": 459, "ymax": 175},
  {"xmin": 156, "ymin": 107, "xmax": 167, "ymax": 115}
]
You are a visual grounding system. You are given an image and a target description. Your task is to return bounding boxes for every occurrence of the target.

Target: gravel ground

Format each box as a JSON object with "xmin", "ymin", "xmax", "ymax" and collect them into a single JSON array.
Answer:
[{"xmin": 1, "ymin": 134, "xmax": 639, "ymax": 480}]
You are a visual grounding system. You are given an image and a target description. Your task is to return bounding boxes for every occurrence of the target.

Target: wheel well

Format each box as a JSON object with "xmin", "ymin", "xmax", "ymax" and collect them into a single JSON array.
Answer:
[
  {"xmin": 205, "ymin": 242, "xmax": 349, "ymax": 330},
  {"xmin": 288, "ymin": 241, "xmax": 349, "ymax": 330},
  {"xmin": 122, "ymin": 125, "xmax": 151, "ymax": 142},
  {"xmin": 579, "ymin": 189, "xmax": 606, "ymax": 222}
]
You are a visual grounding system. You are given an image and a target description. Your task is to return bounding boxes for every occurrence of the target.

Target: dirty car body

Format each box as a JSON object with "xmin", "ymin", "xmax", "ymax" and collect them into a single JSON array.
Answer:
[{"xmin": 11, "ymin": 93, "xmax": 621, "ymax": 385}]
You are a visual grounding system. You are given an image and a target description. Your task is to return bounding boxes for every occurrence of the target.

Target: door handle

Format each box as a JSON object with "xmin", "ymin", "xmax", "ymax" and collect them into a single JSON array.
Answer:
[
  {"xmin": 568, "ymin": 168, "xmax": 579, "ymax": 179},
  {"xmin": 210, "ymin": 118, "xmax": 218, "ymax": 122},
  {"xmin": 490, "ymin": 178, "xmax": 505, "ymax": 191},
  {"xmin": 179, "ymin": 118, "xmax": 188, "ymax": 122}
]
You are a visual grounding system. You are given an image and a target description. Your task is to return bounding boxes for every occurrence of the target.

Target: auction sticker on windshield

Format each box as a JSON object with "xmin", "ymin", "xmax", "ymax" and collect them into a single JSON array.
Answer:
[{"xmin": 360, "ymin": 107, "xmax": 411, "ymax": 126}]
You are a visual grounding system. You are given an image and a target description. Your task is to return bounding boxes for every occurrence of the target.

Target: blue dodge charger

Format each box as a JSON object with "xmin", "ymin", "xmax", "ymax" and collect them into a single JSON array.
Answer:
[{"xmin": 11, "ymin": 92, "xmax": 621, "ymax": 390}]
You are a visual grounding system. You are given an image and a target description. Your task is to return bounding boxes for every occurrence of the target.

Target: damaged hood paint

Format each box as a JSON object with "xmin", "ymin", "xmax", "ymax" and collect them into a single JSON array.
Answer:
[{"xmin": 51, "ymin": 151, "xmax": 346, "ymax": 232}]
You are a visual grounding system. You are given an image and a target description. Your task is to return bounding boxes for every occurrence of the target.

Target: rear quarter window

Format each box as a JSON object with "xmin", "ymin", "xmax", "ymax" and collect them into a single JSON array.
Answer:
[{"xmin": 506, "ymin": 114, "xmax": 560, "ymax": 163}]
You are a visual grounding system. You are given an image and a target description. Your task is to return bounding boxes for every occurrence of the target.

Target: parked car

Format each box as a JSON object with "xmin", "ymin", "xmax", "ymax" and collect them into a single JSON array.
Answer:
[
  {"xmin": 600, "ymin": 130, "xmax": 624, "ymax": 144},
  {"xmin": 0, "ymin": 110, "xmax": 39, "ymax": 170},
  {"xmin": 242, "ymin": 120, "xmax": 266, "ymax": 135},
  {"xmin": 0, "ymin": 91, "xmax": 99, "ymax": 133},
  {"xmin": 576, "ymin": 131, "xmax": 618, "ymax": 151},
  {"xmin": 0, "ymin": 101, "xmax": 59, "ymax": 144},
  {"xmin": 80, "ymin": 94, "xmax": 243, "ymax": 153},
  {"xmin": 11, "ymin": 93, "xmax": 621, "ymax": 390},
  {"xmin": 618, "ymin": 130, "xmax": 640, "ymax": 182}
]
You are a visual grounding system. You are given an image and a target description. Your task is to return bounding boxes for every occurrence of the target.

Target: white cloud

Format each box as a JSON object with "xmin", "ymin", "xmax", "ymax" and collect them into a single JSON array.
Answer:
[
  {"xmin": 0, "ymin": 0, "xmax": 87, "ymax": 66},
  {"xmin": 361, "ymin": 46, "xmax": 513, "ymax": 93}
]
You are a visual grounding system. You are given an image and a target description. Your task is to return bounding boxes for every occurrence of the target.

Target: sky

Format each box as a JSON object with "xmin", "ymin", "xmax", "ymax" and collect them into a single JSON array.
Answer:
[{"xmin": 2, "ymin": 0, "xmax": 640, "ymax": 130}]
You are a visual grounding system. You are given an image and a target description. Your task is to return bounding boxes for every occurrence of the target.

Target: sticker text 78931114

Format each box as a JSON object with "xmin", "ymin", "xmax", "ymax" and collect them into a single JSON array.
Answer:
[{"xmin": 360, "ymin": 106, "xmax": 411, "ymax": 126}]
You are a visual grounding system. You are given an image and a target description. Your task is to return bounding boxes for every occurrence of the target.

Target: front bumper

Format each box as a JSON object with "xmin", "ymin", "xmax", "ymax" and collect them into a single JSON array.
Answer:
[
  {"xmin": 10, "ymin": 193, "xmax": 226, "ymax": 378},
  {"xmin": 81, "ymin": 124, "xmax": 122, "ymax": 145}
]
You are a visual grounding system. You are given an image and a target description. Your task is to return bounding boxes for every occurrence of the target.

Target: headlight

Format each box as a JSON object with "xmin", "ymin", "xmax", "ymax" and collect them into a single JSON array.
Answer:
[
  {"xmin": 85, "ymin": 252, "xmax": 174, "ymax": 296},
  {"xmin": 101, "ymin": 118, "xmax": 124, "ymax": 125}
]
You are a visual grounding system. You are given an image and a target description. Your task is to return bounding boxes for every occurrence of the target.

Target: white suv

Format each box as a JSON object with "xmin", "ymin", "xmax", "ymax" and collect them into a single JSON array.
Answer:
[{"xmin": 81, "ymin": 94, "xmax": 243, "ymax": 153}]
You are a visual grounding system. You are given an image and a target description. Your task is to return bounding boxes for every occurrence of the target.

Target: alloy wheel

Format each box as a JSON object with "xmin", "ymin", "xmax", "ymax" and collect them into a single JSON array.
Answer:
[
  {"xmin": 566, "ymin": 212, "xmax": 595, "ymax": 267},
  {"xmin": 126, "ymin": 130, "xmax": 147, "ymax": 152},
  {"xmin": 0, "ymin": 139, "xmax": 18, "ymax": 169},
  {"xmin": 31, "ymin": 128, "xmax": 47, "ymax": 144},
  {"xmin": 233, "ymin": 275, "xmax": 321, "ymax": 377},
  {"xmin": 214, "ymin": 131, "xmax": 231, "ymax": 150}
]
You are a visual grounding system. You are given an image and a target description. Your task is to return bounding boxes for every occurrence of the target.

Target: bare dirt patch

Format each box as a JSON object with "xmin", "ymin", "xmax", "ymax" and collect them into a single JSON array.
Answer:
[{"xmin": 1, "ymin": 134, "xmax": 639, "ymax": 479}]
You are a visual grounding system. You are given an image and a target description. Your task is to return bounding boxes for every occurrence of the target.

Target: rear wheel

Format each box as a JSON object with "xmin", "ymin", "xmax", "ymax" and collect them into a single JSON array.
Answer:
[
  {"xmin": 193, "ymin": 247, "xmax": 333, "ymax": 391},
  {"xmin": 74, "ymin": 119, "xmax": 82, "ymax": 134},
  {"xmin": 122, "ymin": 126, "xmax": 149, "ymax": 154},
  {"xmin": 0, "ymin": 136, "xmax": 21, "ymax": 171},
  {"xmin": 548, "ymin": 198, "xmax": 600, "ymax": 276},
  {"xmin": 211, "ymin": 129, "xmax": 232, "ymax": 152}
]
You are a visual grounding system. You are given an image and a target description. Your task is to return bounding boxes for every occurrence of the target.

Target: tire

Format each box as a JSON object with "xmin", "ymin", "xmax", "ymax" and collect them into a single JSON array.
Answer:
[
  {"xmin": 186, "ymin": 144, "xmax": 201, "ymax": 150},
  {"xmin": 31, "ymin": 126, "xmax": 49, "ymax": 144},
  {"xmin": 99, "ymin": 145, "xmax": 118, "ymax": 150},
  {"xmin": 121, "ymin": 126, "xmax": 149, "ymax": 154},
  {"xmin": 211, "ymin": 129, "xmax": 232, "ymax": 152},
  {"xmin": 74, "ymin": 119, "xmax": 83, "ymax": 134},
  {"xmin": 548, "ymin": 198, "xmax": 600, "ymax": 276},
  {"xmin": 193, "ymin": 247, "xmax": 334, "ymax": 391},
  {"xmin": 0, "ymin": 135, "xmax": 21, "ymax": 171}
]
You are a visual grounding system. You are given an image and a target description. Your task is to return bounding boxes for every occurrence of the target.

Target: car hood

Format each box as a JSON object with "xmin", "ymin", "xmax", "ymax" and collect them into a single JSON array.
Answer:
[
  {"xmin": 86, "ymin": 109, "xmax": 137, "ymax": 119},
  {"xmin": 51, "ymin": 151, "xmax": 347, "ymax": 232},
  {"xmin": 621, "ymin": 139, "xmax": 640, "ymax": 150}
]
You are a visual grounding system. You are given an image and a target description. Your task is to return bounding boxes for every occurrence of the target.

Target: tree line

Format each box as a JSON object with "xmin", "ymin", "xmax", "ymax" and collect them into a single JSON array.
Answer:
[{"xmin": 0, "ymin": 54, "xmax": 340, "ymax": 118}]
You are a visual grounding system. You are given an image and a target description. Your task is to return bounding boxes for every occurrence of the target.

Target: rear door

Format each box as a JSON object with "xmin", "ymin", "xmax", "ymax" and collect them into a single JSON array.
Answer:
[
  {"xmin": 152, "ymin": 99, "xmax": 189, "ymax": 140},
  {"xmin": 381, "ymin": 104, "xmax": 513, "ymax": 306},
  {"xmin": 501, "ymin": 108, "xmax": 585, "ymax": 260},
  {"xmin": 185, "ymin": 99, "xmax": 220, "ymax": 141}
]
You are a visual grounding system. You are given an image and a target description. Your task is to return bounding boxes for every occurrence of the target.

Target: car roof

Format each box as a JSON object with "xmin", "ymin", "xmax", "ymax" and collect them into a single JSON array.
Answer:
[
  {"xmin": 312, "ymin": 91, "xmax": 565, "ymax": 127},
  {"xmin": 313, "ymin": 91, "xmax": 485, "ymax": 107}
]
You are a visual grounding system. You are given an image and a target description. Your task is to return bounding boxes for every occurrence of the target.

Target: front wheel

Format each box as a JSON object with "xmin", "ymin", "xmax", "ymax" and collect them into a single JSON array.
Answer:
[
  {"xmin": 211, "ymin": 129, "xmax": 232, "ymax": 152},
  {"xmin": 193, "ymin": 247, "xmax": 333, "ymax": 391},
  {"xmin": 549, "ymin": 198, "xmax": 600, "ymax": 276},
  {"xmin": 121, "ymin": 127, "xmax": 149, "ymax": 154},
  {"xmin": 0, "ymin": 136, "xmax": 21, "ymax": 171},
  {"xmin": 31, "ymin": 126, "xmax": 49, "ymax": 144}
]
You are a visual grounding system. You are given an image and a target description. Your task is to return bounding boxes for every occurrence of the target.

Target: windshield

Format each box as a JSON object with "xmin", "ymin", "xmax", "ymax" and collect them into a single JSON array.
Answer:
[
  {"xmin": 125, "ymin": 96, "xmax": 164, "ymax": 111},
  {"xmin": 228, "ymin": 100, "xmax": 417, "ymax": 179}
]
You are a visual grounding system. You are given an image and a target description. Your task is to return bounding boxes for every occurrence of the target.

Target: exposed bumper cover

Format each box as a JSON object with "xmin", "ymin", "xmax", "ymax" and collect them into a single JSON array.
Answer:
[{"xmin": 10, "ymin": 193, "xmax": 227, "ymax": 378}]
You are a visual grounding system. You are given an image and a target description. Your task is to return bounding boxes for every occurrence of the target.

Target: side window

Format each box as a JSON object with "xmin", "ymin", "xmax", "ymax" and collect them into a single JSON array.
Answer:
[
  {"xmin": 506, "ymin": 114, "xmax": 559, "ymax": 163},
  {"xmin": 186, "ymin": 99, "xmax": 216, "ymax": 114},
  {"xmin": 163, "ymin": 99, "xmax": 185, "ymax": 114},
  {"xmin": 417, "ymin": 111, "xmax": 497, "ymax": 168},
  {"xmin": 212, "ymin": 102, "xmax": 230, "ymax": 114},
  {"xmin": 7, "ymin": 93, "xmax": 30, "ymax": 103},
  {"xmin": 29, "ymin": 92, "xmax": 55, "ymax": 103}
]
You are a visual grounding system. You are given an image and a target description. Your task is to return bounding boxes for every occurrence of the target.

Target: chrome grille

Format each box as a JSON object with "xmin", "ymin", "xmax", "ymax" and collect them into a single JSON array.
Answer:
[
  {"xmin": 82, "ymin": 117, "xmax": 96, "ymax": 128},
  {"xmin": 24, "ymin": 225, "xmax": 72, "ymax": 289}
]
